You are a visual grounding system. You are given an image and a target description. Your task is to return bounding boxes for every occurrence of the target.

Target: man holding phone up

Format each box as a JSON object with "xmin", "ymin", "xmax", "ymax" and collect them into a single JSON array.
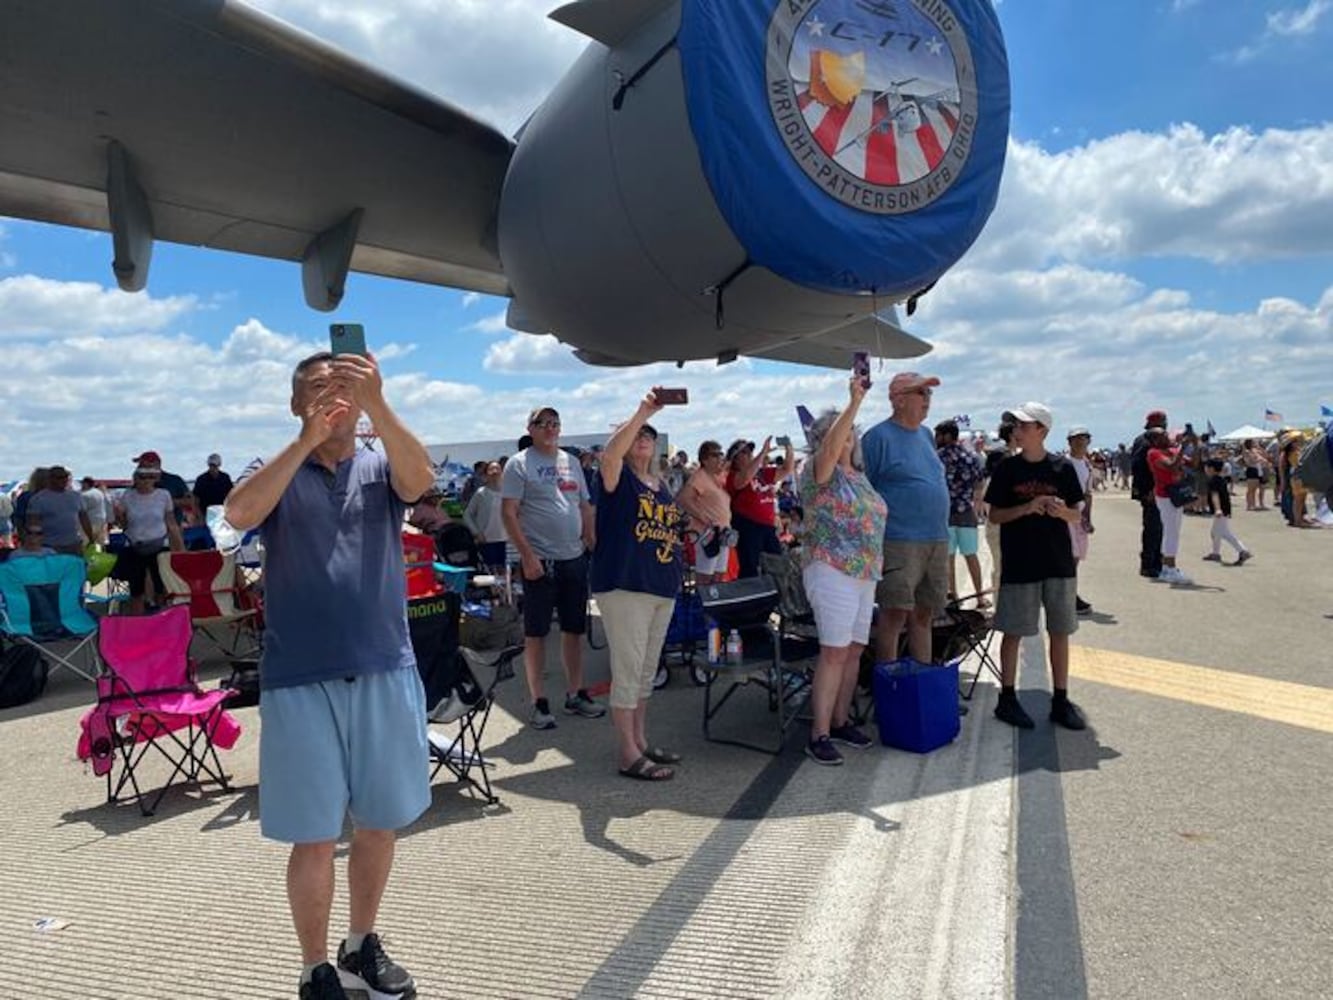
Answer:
[{"xmin": 225, "ymin": 346, "xmax": 435, "ymax": 1000}]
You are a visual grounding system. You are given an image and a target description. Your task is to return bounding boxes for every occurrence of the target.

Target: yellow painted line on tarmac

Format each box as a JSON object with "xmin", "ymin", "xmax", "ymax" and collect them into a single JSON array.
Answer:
[{"xmin": 1069, "ymin": 645, "xmax": 1333, "ymax": 735}]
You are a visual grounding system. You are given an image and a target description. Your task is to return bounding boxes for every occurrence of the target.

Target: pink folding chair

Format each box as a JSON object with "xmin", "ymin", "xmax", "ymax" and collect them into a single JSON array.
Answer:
[{"xmin": 77, "ymin": 605, "xmax": 242, "ymax": 815}]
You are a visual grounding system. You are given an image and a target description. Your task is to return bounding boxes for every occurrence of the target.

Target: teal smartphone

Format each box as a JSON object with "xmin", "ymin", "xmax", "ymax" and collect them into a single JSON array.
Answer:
[{"xmin": 330, "ymin": 323, "xmax": 367, "ymax": 357}]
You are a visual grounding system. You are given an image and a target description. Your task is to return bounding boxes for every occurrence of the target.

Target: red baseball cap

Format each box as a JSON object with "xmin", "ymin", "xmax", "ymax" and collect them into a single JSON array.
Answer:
[{"xmin": 132, "ymin": 450, "xmax": 162, "ymax": 466}]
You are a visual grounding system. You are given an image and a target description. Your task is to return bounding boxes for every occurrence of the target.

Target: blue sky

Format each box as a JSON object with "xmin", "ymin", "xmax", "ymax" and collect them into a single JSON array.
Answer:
[{"xmin": 2, "ymin": 0, "xmax": 1331, "ymax": 481}]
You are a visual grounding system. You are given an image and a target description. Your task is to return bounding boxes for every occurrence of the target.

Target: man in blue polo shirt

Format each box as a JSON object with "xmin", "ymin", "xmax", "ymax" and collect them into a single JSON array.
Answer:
[
  {"xmin": 225, "ymin": 350, "xmax": 435, "ymax": 1000},
  {"xmin": 861, "ymin": 371, "xmax": 951, "ymax": 665}
]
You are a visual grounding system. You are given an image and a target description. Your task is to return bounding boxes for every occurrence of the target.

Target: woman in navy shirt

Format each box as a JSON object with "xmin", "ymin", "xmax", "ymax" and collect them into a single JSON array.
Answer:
[{"xmin": 591, "ymin": 389, "xmax": 685, "ymax": 781}]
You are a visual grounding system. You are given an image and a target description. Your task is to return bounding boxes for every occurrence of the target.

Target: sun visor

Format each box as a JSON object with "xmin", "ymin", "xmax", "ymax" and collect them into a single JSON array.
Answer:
[{"xmin": 678, "ymin": 0, "xmax": 1010, "ymax": 297}]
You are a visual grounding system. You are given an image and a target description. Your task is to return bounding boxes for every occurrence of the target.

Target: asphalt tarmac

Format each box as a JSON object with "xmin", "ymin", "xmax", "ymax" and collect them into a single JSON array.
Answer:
[{"xmin": 0, "ymin": 489, "xmax": 1328, "ymax": 998}]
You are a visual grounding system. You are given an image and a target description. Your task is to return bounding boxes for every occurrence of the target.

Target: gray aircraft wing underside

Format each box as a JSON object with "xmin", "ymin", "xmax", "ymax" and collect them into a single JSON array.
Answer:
[
  {"xmin": 744, "ymin": 308, "xmax": 930, "ymax": 368},
  {"xmin": 0, "ymin": 0, "xmax": 515, "ymax": 302}
]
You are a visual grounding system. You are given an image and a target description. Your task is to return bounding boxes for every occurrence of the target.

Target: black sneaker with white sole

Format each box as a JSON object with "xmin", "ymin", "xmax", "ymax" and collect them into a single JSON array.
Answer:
[
  {"xmin": 301, "ymin": 964, "xmax": 349, "ymax": 1000},
  {"xmin": 337, "ymin": 934, "xmax": 417, "ymax": 1000}
]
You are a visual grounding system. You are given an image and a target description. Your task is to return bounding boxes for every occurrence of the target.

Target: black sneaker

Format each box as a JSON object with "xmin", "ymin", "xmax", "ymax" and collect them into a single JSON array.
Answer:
[
  {"xmin": 1075, "ymin": 596, "xmax": 1093, "ymax": 615},
  {"xmin": 828, "ymin": 723, "xmax": 873, "ymax": 749},
  {"xmin": 300, "ymin": 964, "xmax": 349, "ymax": 1000},
  {"xmin": 1049, "ymin": 699, "xmax": 1087, "ymax": 731},
  {"xmin": 805, "ymin": 736, "xmax": 844, "ymax": 766},
  {"xmin": 337, "ymin": 934, "xmax": 417, "ymax": 1000},
  {"xmin": 994, "ymin": 695, "xmax": 1035, "ymax": 729}
]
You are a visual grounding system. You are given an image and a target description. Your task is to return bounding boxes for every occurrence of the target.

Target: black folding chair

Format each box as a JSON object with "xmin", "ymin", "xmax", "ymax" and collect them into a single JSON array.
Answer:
[{"xmin": 427, "ymin": 645, "xmax": 521, "ymax": 805}]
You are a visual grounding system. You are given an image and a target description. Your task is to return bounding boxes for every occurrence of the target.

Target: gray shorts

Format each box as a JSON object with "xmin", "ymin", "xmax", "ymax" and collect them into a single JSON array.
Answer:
[
  {"xmin": 876, "ymin": 539, "xmax": 950, "ymax": 611},
  {"xmin": 258, "ymin": 667, "xmax": 429, "ymax": 843},
  {"xmin": 994, "ymin": 578, "xmax": 1079, "ymax": 637}
]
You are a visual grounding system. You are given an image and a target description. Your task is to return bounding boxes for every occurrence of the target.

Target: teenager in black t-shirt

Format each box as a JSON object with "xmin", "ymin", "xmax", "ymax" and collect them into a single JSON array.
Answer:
[{"xmin": 983, "ymin": 403, "xmax": 1087, "ymax": 731}]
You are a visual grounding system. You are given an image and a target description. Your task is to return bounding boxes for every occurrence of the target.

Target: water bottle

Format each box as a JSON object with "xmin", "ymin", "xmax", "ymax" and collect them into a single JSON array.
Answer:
[
  {"xmin": 726, "ymin": 629, "xmax": 743, "ymax": 665},
  {"xmin": 206, "ymin": 505, "xmax": 243, "ymax": 555}
]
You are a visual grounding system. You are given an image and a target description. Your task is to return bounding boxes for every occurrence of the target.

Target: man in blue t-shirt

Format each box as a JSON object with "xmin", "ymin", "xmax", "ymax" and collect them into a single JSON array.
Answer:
[
  {"xmin": 225, "ymin": 350, "xmax": 435, "ymax": 1000},
  {"xmin": 861, "ymin": 372, "xmax": 951, "ymax": 664}
]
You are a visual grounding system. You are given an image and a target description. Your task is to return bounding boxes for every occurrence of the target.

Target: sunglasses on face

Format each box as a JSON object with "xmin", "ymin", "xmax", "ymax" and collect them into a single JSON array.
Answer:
[{"xmin": 532, "ymin": 419, "xmax": 561, "ymax": 430}]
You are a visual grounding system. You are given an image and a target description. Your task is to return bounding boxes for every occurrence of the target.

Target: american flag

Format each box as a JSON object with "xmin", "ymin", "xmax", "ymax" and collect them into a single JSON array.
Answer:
[
  {"xmin": 797, "ymin": 82, "xmax": 957, "ymax": 185},
  {"xmin": 1264, "ymin": 408, "xmax": 1283, "ymax": 422}
]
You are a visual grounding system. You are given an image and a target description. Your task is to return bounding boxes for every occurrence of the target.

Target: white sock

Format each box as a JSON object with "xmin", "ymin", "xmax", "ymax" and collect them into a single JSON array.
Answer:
[
  {"xmin": 344, "ymin": 932, "xmax": 367, "ymax": 952},
  {"xmin": 300, "ymin": 962, "xmax": 326, "ymax": 985}
]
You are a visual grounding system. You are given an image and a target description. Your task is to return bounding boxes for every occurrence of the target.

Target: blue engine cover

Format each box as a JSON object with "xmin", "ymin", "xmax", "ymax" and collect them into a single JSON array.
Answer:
[{"xmin": 679, "ymin": 0, "xmax": 1010, "ymax": 297}]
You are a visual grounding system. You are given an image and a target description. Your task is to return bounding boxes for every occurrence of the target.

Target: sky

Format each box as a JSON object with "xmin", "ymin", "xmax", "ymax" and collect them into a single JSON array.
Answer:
[{"xmin": 2, "ymin": 0, "xmax": 1332, "ymax": 482}]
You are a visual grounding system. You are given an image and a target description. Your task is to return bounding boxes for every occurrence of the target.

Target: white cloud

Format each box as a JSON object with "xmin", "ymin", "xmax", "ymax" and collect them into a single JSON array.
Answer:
[
  {"xmin": 1267, "ymin": 0, "xmax": 1331, "ymax": 35},
  {"xmin": 0, "ymin": 275, "xmax": 196, "ymax": 337},
  {"xmin": 968, "ymin": 123, "xmax": 1333, "ymax": 269},
  {"xmin": 1219, "ymin": 0, "xmax": 1330, "ymax": 60},
  {"xmin": 483, "ymin": 333, "xmax": 586, "ymax": 374},
  {"xmin": 467, "ymin": 310, "xmax": 512, "ymax": 335},
  {"xmin": 460, "ymin": 291, "xmax": 481, "ymax": 308},
  {"xmin": 248, "ymin": 0, "xmax": 587, "ymax": 132}
]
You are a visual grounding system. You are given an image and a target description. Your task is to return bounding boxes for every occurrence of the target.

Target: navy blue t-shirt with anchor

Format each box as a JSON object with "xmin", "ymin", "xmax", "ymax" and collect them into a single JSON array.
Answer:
[{"xmin": 590, "ymin": 471, "xmax": 684, "ymax": 599}]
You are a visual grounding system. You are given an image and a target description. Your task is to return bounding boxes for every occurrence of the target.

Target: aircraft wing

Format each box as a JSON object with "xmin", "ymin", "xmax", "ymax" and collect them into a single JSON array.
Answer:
[
  {"xmin": 746, "ymin": 309, "xmax": 931, "ymax": 369},
  {"xmin": 0, "ymin": 0, "xmax": 515, "ymax": 303}
]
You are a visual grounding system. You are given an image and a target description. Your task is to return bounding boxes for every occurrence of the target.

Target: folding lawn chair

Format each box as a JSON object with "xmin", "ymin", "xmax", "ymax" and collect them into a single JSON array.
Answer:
[
  {"xmin": 408, "ymin": 589, "xmax": 518, "ymax": 804},
  {"xmin": 938, "ymin": 593, "xmax": 1001, "ymax": 700},
  {"xmin": 0, "ymin": 553, "xmax": 100, "ymax": 682},
  {"xmin": 427, "ymin": 645, "xmax": 521, "ymax": 805},
  {"xmin": 156, "ymin": 549, "xmax": 262, "ymax": 658},
  {"xmin": 77, "ymin": 605, "xmax": 242, "ymax": 815}
]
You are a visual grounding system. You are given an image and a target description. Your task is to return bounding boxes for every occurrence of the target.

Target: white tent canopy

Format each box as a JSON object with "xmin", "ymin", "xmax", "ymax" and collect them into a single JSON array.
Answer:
[{"xmin": 1218, "ymin": 424, "xmax": 1275, "ymax": 442}]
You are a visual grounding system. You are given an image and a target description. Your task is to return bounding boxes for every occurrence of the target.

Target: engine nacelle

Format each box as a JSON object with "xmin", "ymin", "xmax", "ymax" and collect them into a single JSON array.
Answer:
[{"xmin": 498, "ymin": 0, "xmax": 1009, "ymax": 365}]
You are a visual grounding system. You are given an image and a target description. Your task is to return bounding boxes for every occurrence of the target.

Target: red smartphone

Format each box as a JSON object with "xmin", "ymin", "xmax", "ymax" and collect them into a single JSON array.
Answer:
[
  {"xmin": 852, "ymin": 351, "xmax": 871, "ymax": 389},
  {"xmin": 655, "ymin": 387, "xmax": 689, "ymax": 405}
]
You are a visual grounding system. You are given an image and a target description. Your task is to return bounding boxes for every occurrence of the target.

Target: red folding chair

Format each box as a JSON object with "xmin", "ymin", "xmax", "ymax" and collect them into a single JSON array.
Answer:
[
  {"xmin": 77, "ymin": 605, "xmax": 242, "ymax": 815},
  {"xmin": 156, "ymin": 550, "xmax": 262, "ymax": 658}
]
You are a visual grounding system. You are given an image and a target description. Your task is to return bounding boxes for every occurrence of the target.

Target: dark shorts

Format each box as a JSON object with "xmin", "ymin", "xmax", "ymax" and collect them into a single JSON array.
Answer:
[
  {"xmin": 1244, "ymin": 467, "xmax": 1260, "ymax": 481},
  {"xmin": 522, "ymin": 552, "xmax": 589, "ymax": 637}
]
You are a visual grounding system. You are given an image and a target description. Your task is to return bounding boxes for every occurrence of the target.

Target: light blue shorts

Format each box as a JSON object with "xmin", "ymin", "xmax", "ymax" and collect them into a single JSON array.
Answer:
[
  {"xmin": 259, "ymin": 668, "xmax": 430, "ymax": 843},
  {"xmin": 948, "ymin": 526, "xmax": 980, "ymax": 556}
]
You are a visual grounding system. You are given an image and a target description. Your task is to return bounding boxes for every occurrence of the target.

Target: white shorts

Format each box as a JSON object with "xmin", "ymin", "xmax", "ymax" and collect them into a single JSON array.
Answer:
[
  {"xmin": 693, "ymin": 539, "xmax": 731, "ymax": 575},
  {"xmin": 802, "ymin": 561, "xmax": 876, "ymax": 648}
]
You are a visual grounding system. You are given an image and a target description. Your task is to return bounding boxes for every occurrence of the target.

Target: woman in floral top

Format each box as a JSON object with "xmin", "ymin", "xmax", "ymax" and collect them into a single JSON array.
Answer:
[{"xmin": 797, "ymin": 377, "xmax": 888, "ymax": 766}]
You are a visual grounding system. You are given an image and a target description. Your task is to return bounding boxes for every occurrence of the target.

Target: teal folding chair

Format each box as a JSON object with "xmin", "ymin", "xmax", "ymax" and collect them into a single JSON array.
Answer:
[{"xmin": 0, "ymin": 554, "xmax": 100, "ymax": 682}]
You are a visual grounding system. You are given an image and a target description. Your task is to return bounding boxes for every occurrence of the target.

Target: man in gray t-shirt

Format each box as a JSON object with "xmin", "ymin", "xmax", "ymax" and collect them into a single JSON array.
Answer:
[{"xmin": 502, "ymin": 406, "xmax": 604, "ymax": 730}]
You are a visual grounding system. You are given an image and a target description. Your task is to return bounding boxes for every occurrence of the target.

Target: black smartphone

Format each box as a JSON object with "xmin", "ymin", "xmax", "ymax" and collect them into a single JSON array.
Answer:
[
  {"xmin": 330, "ymin": 323, "xmax": 368, "ymax": 357},
  {"xmin": 775, "ymin": 435, "xmax": 792, "ymax": 448},
  {"xmin": 655, "ymin": 387, "xmax": 689, "ymax": 405},
  {"xmin": 852, "ymin": 351, "xmax": 871, "ymax": 389}
]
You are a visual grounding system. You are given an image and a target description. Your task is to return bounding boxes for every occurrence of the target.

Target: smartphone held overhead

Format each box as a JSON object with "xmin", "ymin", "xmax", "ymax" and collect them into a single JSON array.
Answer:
[
  {"xmin": 654, "ymin": 387, "xmax": 689, "ymax": 405},
  {"xmin": 852, "ymin": 351, "xmax": 871, "ymax": 390},
  {"xmin": 330, "ymin": 322, "xmax": 368, "ymax": 357}
]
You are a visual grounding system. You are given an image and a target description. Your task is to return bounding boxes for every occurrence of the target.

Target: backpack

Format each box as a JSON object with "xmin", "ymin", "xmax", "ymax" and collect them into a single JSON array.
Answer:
[
  {"xmin": 0, "ymin": 641, "xmax": 48, "ymax": 709},
  {"xmin": 1294, "ymin": 429, "xmax": 1333, "ymax": 494}
]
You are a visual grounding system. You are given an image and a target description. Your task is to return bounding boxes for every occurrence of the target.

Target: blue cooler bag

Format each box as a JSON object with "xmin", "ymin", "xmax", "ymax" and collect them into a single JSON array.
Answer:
[{"xmin": 873, "ymin": 659, "xmax": 961, "ymax": 753}]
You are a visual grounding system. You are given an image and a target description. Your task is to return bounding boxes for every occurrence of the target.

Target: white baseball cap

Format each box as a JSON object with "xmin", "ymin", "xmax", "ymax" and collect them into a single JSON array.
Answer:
[
  {"xmin": 1066, "ymin": 425, "xmax": 1091, "ymax": 439},
  {"xmin": 1009, "ymin": 402, "xmax": 1053, "ymax": 430}
]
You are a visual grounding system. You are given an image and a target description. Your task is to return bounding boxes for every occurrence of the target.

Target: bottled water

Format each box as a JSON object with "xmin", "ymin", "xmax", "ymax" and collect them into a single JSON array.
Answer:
[
  {"xmin": 726, "ymin": 629, "xmax": 743, "ymax": 665},
  {"xmin": 207, "ymin": 505, "xmax": 243, "ymax": 555}
]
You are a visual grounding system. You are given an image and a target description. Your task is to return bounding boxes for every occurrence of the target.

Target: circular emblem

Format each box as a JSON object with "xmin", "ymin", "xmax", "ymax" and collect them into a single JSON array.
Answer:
[{"xmin": 766, "ymin": 0, "xmax": 979, "ymax": 215}]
